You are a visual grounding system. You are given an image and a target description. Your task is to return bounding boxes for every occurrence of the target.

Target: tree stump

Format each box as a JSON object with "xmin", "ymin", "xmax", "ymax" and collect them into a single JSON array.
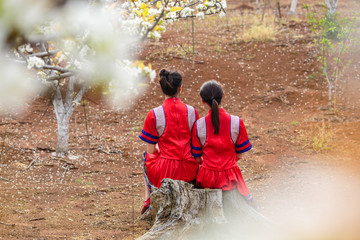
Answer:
[{"xmin": 137, "ymin": 179, "xmax": 272, "ymax": 240}]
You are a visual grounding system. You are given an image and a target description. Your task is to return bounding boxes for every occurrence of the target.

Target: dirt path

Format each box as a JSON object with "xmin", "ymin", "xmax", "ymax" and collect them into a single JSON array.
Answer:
[{"xmin": 1, "ymin": 0, "xmax": 360, "ymax": 239}]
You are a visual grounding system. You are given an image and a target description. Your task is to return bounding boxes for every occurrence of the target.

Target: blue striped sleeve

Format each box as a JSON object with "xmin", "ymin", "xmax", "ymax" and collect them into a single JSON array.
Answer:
[
  {"xmin": 236, "ymin": 144, "xmax": 252, "ymax": 153},
  {"xmin": 141, "ymin": 130, "xmax": 159, "ymax": 139},
  {"xmin": 139, "ymin": 135, "xmax": 157, "ymax": 144}
]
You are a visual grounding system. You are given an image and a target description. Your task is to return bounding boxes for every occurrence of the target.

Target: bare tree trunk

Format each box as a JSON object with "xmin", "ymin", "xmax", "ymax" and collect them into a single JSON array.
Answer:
[
  {"xmin": 56, "ymin": 119, "xmax": 69, "ymax": 156},
  {"xmin": 138, "ymin": 179, "xmax": 272, "ymax": 240},
  {"xmin": 52, "ymin": 77, "xmax": 87, "ymax": 157},
  {"xmin": 274, "ymin": 0, "xmax": 281, "ymax": 23},
  {"xmin": 325, "ymin": 0, "xmax": 338, "ymax": 15},
  {"xmin": 290, "ymin": 0, "xmax": 297, "ymax": 15}
]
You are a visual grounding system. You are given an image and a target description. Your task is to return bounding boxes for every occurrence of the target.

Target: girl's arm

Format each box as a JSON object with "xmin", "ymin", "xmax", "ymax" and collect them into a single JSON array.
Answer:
[
  {"xmin": 147, "ymin": 143, "xmax": 160, "ymax": 154},
  {"xmin": 236, "ymin": 153, "xmax": 243, "ymax": 161}
]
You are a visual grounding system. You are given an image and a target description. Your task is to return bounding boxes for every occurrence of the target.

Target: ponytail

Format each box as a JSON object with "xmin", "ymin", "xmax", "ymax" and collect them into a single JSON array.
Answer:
[
  {"xmin": 211, "ymin": 99, "xmax": 220, "ymax": 134},
  {"xmin": 199, "ymin": 80, "xmax": 223, "ymax": 135}
]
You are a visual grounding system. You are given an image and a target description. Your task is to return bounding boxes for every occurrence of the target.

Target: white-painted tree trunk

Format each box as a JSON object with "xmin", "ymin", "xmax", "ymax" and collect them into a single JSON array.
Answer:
[
  {"xmin": 325, "ymin": 0, "xmax": 338, "ymax": 15},
  {"xmin": 56, "ymin": 119, "xmax": 70, "ymax": 156},
  {"xmin": 290, "ymin": 0, "xmax": 297, "ymax": 15},
  {"xmin": 52, "ymin": 77, "xmax": 87, "ymax": 157}
]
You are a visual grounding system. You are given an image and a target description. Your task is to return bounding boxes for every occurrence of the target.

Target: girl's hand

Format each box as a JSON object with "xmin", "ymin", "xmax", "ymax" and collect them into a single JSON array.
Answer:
[
  {"xmin": 147, "ymin": 143, "xmax": 160, "ymax": 154},
  {"xmin": 195, "ymin": 157, "xmax": 203, "ymax": 165}
]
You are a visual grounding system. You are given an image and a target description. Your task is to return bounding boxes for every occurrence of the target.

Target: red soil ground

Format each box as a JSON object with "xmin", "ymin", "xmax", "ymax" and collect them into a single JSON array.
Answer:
[{"xmin": 1, "ymin": 0, "xmax": 360, "ymax": 239}]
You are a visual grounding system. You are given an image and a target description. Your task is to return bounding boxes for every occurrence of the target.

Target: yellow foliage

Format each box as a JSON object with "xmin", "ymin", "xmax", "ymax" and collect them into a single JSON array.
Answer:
[
  {"xmin": 134, "ymin": 10, "xmax": 141, "ymax": 17},
  {"xmin": 56, "ymin": 51, "xmax": 63, "ymax": 59},
  {"xmin": 156, "ymin": 1, "xmax": 162, "ymax": 9},
  {"xmin": 170, "ymin": 6, "xmax": 183, "ymax": 12}
]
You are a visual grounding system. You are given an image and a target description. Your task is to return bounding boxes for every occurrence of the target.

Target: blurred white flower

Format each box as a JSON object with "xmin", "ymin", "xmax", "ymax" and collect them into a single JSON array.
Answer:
[
  {"xmin": 196, "ymin": 12, "xmax": 205, "ymax": 20},
  {"xmin": 150, "ymin": 30, "xmax": 161, "ymax": 40},
  {"xmin": 0, "ymin": 56, "xmax": 40, "ymax": 114},
  {"xmin": 27, "ymin": 56, "xmax": 45, "ymax": 69},
  {"xmin": 180, "ymin": 7, "xmax": 194, "ymax": 18},
  {"xmin": 25, "ymin": 44, "xmax": 33, "ymax": 53},
  {"xmin": 149, "ymin": 70, "xmax": 156, "ymax": 82},
  {"xmin": 221, "ymin": 0, "xmax": 227, "ymax": 9}
]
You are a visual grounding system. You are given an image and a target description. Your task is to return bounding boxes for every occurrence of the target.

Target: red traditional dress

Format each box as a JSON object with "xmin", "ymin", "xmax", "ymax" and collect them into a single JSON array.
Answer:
[
  {"xmin": 191, "ymin": 108, "xmax": 252, "ymax": 196},
  {"xmin": 139, "ymin": 97, "xmax": 199, "ymax": 188}
]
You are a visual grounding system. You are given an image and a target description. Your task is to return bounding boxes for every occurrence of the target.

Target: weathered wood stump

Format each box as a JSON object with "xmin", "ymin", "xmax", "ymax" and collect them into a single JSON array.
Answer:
[{"xmin": 137, "ymin": 179, "xmax": 272, "ymax": 240}]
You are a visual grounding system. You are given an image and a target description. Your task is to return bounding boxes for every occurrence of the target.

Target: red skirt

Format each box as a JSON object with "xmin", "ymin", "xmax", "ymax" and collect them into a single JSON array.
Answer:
[
  {"xmin": 145, "ymin": 152, "xmax": 199, "ymax": 188},
  {"xmin": 196, "ymin": 165, "xmax": 250, "ymax": 196}
]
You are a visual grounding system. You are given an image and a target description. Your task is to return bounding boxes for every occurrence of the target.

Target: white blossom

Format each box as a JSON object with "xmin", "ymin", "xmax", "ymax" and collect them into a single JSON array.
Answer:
[
  {"xmin": 196, "ymin": 12, "xmax": 205, "ymax": 20},
  {"xmin": 27, "ymin": 56, "xmax": 45, "ymax": 69},
  {"xmin": 150, "ymin": 31, "xmax": 161, "ymax": 39},
  {"xmin": 149, "ymin": 70, "xmax": 156, "ymax": 82},
  {"xmin": 25, "ymin": 44, "xmax": 33, "ymax": 53},
  {"xmin": 180, "ymin": 7, "xmax": 194, "ymax": 18}
]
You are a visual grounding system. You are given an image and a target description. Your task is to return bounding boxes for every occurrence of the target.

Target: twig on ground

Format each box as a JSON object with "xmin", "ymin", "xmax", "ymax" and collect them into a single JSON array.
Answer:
[
  {"xmin": 0, "ymin": 132, "xmax": 6, "ymax": 163},
  {"xmin": 0, "ymin": 177, "xmax": 13, "ymax": 182},
  {"xmin": 26, "ymin": 159, "xmax": 38, "ymax": 170},
  {"xmin": 132, "ymin": 186, "xmax": 135, "ymax": 237},
  {"xmin": 83, "ymin": 101, "xmax": 91, "ymax": 146},
  {"xmin": 60, "ymin": 165, "xmax": 70, "ymax": 184},
  {"xmin": 98, "ymin": 148, "xmax": 110, "ymax": 155},
  {"xmin": 76, "ymin": 134, "xmax": 92, "ymax": 138},
  {"xmin": 29, "ymin": 218, "xmax": 46, "ymax": 222},
  {"xmin": 36, "ymin": 147, "xmax": 56, "ymax": 152},
  {"xmin": 0, "ymin": 222, "xmax": 15, "ymax": 227}
]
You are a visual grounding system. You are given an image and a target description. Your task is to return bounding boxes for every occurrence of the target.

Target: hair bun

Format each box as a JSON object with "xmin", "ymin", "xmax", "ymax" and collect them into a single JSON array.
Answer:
[{"xmin": 159, "ymin": 69, "xmax": 169, "ymax": 78}]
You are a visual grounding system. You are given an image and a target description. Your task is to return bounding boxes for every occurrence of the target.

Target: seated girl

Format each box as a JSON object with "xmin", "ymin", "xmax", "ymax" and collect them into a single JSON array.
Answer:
[
  {"xmin": 191, "ymin": 80, "xmax": 253, "ymax": 201},
  {"xmin": 139, "ymin": 69, "xmax": 199, "ymax": 214}
]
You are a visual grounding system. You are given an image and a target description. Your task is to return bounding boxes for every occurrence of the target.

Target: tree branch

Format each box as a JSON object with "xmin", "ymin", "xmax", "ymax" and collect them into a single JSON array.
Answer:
[
  {"xmin": 47, "ymin": 72, "xmax": 76, "ymax": 81},
  {"xmin": 31, "ymin": 50, "xmax": 59, "ymax": 58},
  {"xmin": 141, "ymin": 0, "xmax": 169, "ymax": 40},
  {"xmin": 43, "ymin": 65, "xmax": 75, "ymax": 73},
  {"xmin": 64, "ymin": 76, "xmax": 76, "ymax": 111},
  {"xmin": 52, "ymin": 83, "xmax": 65, "ymax": 122},
  {"xmin": 65, "ymin": 82, "xmax": 88, "ymax": 120},
  {"xmin": 16, "ymin": 47, "xmax": 28, "ymax": 64}
]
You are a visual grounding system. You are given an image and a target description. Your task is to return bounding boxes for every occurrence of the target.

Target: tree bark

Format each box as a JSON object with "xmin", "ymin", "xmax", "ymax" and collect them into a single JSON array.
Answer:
[
  {"xmin": 325, "ymin": 0, "xmax": 337, "ymax": 15},
  {"xmin": 52, "ymin": 77, "xmax": 87, "ymax": 157},
  {"xmin": 138, "ymin": 179, "xmax": 272, "ymax": 240},
  {"xmin": 290, "ymin": 0, "xmax": 297, "ymax": 15},
  {"xmin": 56, "ymin": 119, "xmax": 70, "ymax": 157}
]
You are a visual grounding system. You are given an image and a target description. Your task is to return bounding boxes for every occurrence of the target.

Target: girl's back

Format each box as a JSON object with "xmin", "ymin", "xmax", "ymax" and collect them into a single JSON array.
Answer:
[
  {"xmin": 191, "ymin": 80, "xmax": 252, "ymax": 197},
  {"xmin": 199, "ymin": 109, "xmax": 238, "ymax": 170},
  {"xmin": 140, "ymin": 97, "xmax": 197, "ymax": 161}
]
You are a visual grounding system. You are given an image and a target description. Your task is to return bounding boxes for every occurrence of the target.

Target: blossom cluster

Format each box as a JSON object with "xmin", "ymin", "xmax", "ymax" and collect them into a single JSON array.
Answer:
[
  {"xmin": 115, "ymin": 0, "xmax": 227, "ymax": 40},
  {"xmin": 1, "ymin": 0, "xmax": 226, "ymax": 113}
]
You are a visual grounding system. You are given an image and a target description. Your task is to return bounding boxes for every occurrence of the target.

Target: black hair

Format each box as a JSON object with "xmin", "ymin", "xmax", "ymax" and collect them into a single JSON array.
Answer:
[
  {"xmin": 199, "ymin": 80, "xmax": 223, "ymax": 134},
  {"xmin": 159, "ymin": 69, "xmax": 182, "ymax": 97}
]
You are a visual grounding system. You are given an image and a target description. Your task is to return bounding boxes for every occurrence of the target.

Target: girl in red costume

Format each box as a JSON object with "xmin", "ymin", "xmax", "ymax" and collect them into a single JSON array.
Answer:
[
  {"xmin": 139, "ymin": 69, "xmax": 199, "ymax": 214},
  {"xmin": 191, "ymin": 80, "xmax": 253, "ymax": 201}
]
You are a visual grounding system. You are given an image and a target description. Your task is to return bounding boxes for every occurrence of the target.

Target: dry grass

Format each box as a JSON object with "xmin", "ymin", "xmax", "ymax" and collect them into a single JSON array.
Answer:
[
  {"xmin": 296, "ymin": 120, "xmax": 334, "ymax": 152},
  {"xmin": 242, "ymin": 24, "xmax": 277, "ymax": 42}
]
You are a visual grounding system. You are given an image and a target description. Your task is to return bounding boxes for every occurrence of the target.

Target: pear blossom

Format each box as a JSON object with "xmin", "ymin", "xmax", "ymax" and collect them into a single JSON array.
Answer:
[
  {"xmin": 27, "ymin": 56, "xmax": 45, "ymax": 69},
  {"xmin": 196, "ymin": 12, "xmax": 205, "ymax": 20}
]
